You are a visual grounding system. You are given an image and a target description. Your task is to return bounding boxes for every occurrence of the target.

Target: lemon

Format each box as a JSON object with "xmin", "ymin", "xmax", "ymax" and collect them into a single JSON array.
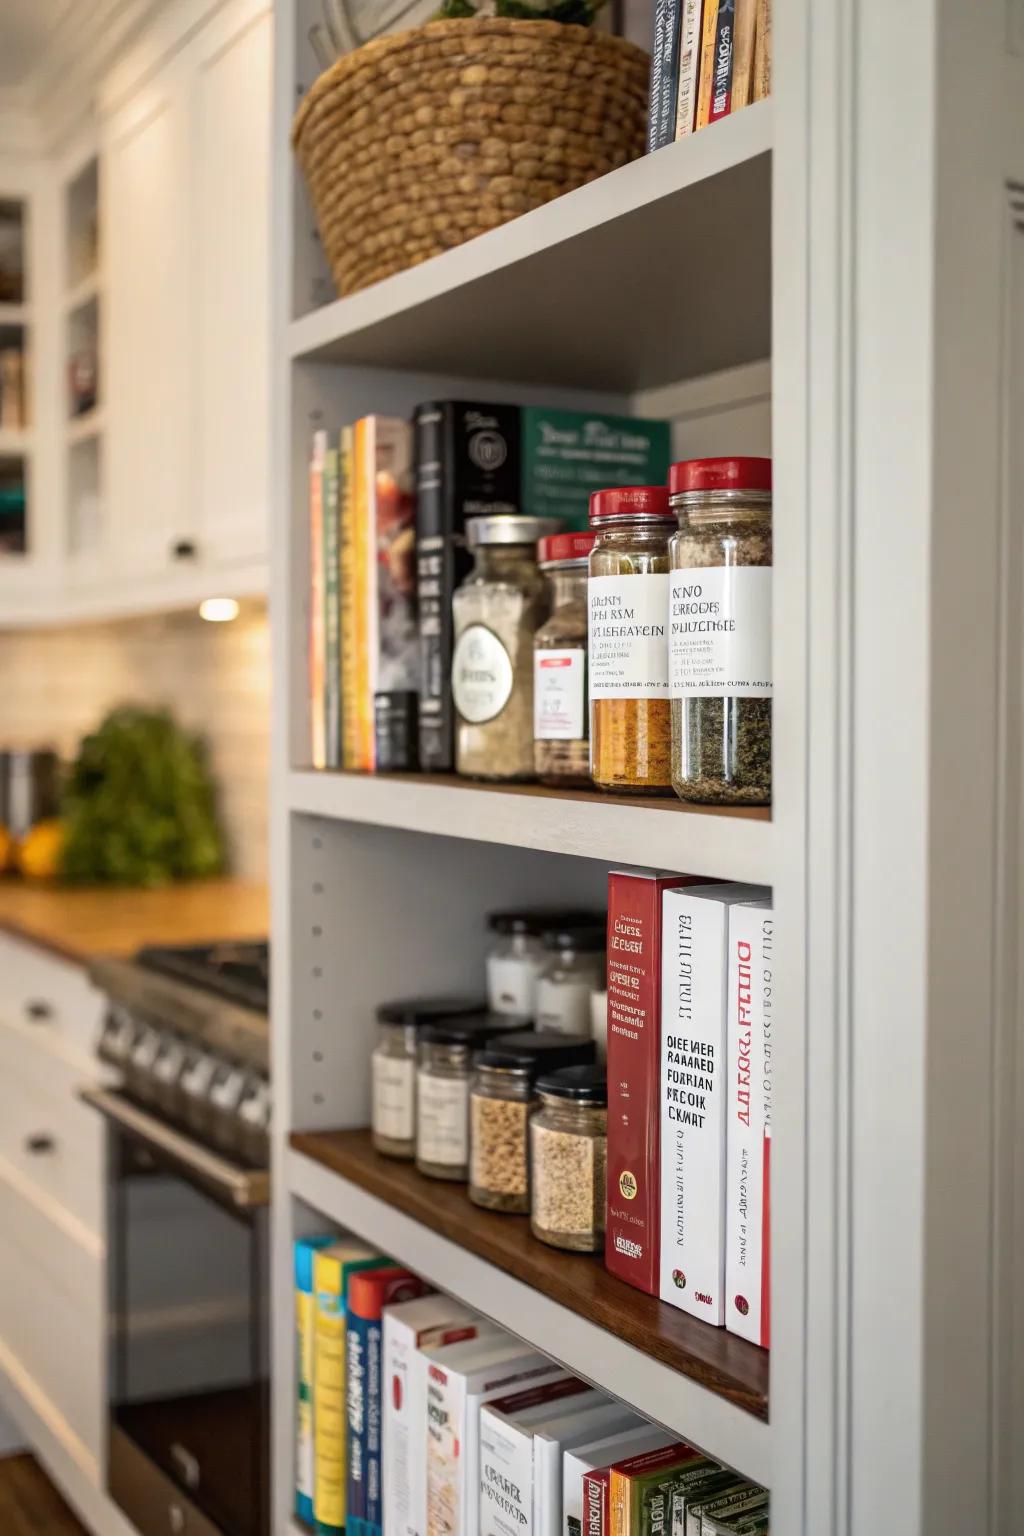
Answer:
[{"xmin": 18, "ymin": 819, "xmax": 65, "ymax": 881}]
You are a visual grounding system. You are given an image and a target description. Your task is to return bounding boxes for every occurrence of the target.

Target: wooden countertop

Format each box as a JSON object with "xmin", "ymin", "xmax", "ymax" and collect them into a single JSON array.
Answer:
[{"xmin": 0, "ymin": 879, "xmax": 268, "ymax": 967}]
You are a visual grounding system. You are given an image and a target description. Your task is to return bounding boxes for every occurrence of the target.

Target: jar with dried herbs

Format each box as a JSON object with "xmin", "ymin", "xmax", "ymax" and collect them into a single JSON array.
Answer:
[
  {"xmin": 533, "ymin": 531, "xmax": 596, "ymax": 786},
  {"xmin": 468, "ymin": 1031, "xmax": 595, "ymax": 1213},
  {"xmin": 415, "ymin": 1015, "xmax": 527, "ymax": 1181},
  {"xmin": 530, "ymin": 1065, "xmax": 607, "ymax": 1252},
  {"xmin": 668, "ymin": 457, "xmax": 773, "ymax": 805},
  {"xmin": 452, "ymin": 514, "xmax": 562, "ymax": 781},
  {"xmin": 371, "ymin": 995, "xmax": 487, "ymax": 1160},
  {"xmin": 588, "ymin": 486, "xmax": 676, "ymax": 794}
]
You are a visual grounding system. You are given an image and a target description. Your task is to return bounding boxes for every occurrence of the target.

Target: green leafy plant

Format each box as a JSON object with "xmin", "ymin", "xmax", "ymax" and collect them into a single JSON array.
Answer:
[
  {"xmin": 436, "ymin": 0, "xmax": 606, "ymax": 22},
  {"xmin": 60, "ymin": 706, "xmax": 226, "ymax": 887}
]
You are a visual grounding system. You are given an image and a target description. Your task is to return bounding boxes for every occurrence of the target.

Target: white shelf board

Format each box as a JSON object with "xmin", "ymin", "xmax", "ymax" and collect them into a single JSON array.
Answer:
[
  {"xmin": 67, "ymin": 408, "xmax": 104, "ymax": 446},
  {"xmin": 65, "ymin": 272, "xmax": 100, "ymax": 312},
  {"xmin": 288, "ymin": 1144, "xmax": 770, "ymax": 1486},
  {"xmin": 288, "ymin": 102, "xmax": 772, "ymax": 393},
  {"xmin": 289, "ymin": 769, "xmax": 774, "ymax": 884}
]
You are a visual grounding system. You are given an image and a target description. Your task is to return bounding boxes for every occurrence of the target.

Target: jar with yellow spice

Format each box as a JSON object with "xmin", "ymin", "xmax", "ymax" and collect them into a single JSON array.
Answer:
[{"xmin": 587, "ymin": 486, "xmax": 675, "ymax": 794}]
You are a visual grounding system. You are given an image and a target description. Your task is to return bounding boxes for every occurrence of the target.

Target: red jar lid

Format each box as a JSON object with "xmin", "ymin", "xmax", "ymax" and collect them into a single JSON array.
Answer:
[
  {"xmin": 668, "ymin": 457, "xmax": 773, "ymax": 495},
  {"xmin": 538, "ymin": 530, "xmax": 597, "ymax": 566},
  {"xmin": 588, "ymin": 485, "xmax": 673, "ymax": 525}
]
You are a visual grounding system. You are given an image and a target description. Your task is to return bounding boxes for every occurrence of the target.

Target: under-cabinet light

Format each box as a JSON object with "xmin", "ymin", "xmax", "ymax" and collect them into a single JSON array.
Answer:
[{"xmin": 198, "ymin": 597, "xmax": 240, "ymax": 623}]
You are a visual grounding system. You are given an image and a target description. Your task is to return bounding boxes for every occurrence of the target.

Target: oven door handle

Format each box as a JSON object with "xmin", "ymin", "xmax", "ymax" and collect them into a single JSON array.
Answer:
[{"xmin": 78, "ymin": 1087, "xmax": 270, "ymax": 1209}]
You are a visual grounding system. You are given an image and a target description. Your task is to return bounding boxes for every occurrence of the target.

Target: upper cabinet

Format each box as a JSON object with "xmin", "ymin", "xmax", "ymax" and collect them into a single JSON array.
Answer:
[{"xmin": 0, "ymin": 0, "xmax": 271, "ymax": 626}]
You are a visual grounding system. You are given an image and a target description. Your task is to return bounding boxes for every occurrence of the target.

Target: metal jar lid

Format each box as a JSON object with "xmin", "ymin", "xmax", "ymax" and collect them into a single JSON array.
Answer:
[{"xmin": 466, "ymin": 514, "xmax": 563, "ymax": 547}]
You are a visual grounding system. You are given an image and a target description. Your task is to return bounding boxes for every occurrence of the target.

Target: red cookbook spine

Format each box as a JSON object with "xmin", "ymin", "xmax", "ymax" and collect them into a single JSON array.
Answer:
[
  {"xmin": 584, "ymin": 1468, "xmax": 611, "ymax": 1536},
  {"xmin": 605, "ymin": 870, "xmax": 692, "ymax": 1294}
]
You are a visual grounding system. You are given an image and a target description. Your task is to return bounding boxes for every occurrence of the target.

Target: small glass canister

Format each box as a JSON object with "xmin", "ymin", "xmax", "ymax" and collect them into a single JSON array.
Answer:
[
  {"xmin": 468, "ymin": 1031, "xmax": 595, "ymax": 1213},
  {"xmin": 372, "ymin": 996, "xmax": 487, "ymax": 1159},
  {"xmin": 486, "ymin": 907, "xmax": 603, "ymax": 1018},
  {"xmin": 534, "ymin": 925, "xmax": 606, "ymax": 1037},
  {"xmin": 530, "ymin": 1065, "xmax": 608, "ymax": 1252},
  {"xmin": 588, "ymin": 486, "xmax": 676, "ymax": 794},
  {"xmin": 452, "ymin": 513, "xmax": 563, "ymax": 782},
  {"xmin": 668, "ymin": 457, "xmax": 773, "ymax": 805},
  {"xmin": 415, "ymin": 1015, "xmax": 528, "ymax": 1181},
  {"xmin": 533, "ymin": 530, "xmax": 597, "ymax": 787}
]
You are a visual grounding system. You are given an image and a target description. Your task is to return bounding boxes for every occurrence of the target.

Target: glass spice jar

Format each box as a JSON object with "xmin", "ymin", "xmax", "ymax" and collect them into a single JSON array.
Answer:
[
  {"xmin": 533, "ymin": 531, "xmax": 597, "ymax": 787},
  {"xmin": 588, "ymin": 486, "xmax": 676, "ymax": 794},
  {"xmin": 486, "ymin": 908, "xmax": 603, "ymax": 1017},
  {"xmin": 415, "ymin": 1016, "xmax": 528, "ymax": 1181},
  {"xmin": 668, "ymin": 457, "xmax": 773, "ymax": 805},
  {"xmin": 468, "ymin": 1031, "xmax": 595, "ymax": 1213},
  {"xmin": 534, "ymin": 925, "xmax": 606, "ymax": 1037},
  {"xmin": 530, "ymin": 1065, "xmax": 608, "ymax": 1252},
  {"xmin": 372, "ymin": 996, "xmax": 487, "ymax": 1159},
  {"xmin": 452, "ymin": 514, "xmax": 563, "ymax": 782}
]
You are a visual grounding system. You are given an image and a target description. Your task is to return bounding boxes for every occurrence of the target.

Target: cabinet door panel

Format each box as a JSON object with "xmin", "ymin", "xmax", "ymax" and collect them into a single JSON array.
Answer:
[
  {"xmin": 194, "ymin": 5, "xmax": 271, "ymax": 567},
  {"xmin": 105, "ymin": 79, "xmax": 193, "ymax": 577}
]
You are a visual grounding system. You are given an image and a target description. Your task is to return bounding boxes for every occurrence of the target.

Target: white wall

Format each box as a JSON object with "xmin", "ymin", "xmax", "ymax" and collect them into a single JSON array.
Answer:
[{"xmin": 0, "ymin": 604, "xmax": 270, "ymax": 880}]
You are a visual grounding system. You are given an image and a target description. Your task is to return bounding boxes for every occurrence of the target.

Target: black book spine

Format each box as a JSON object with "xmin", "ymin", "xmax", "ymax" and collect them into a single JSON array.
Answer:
[{"xmin": 648, "ymin": 0, "xmax": 683, "ymax": 151}]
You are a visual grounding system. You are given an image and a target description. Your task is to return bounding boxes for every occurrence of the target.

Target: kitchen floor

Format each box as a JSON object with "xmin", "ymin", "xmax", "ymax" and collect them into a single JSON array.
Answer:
[{"xmin": 0, "ymin": 1454, "xmax": 88, "ymax": 1534}]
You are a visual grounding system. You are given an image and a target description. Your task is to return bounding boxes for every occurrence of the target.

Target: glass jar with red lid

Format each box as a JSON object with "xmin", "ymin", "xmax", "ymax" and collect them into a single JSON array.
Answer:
[
  {"xmin": 668, "ymin": 456, "xmax": 773, "ymax": 804},
  {"xmin": 587, "ymin": 486, "xmax": 676, "ymax": 794},
  {"xmin": 534, "ymin": 529, "xmax": 596, "ymax": 787}
]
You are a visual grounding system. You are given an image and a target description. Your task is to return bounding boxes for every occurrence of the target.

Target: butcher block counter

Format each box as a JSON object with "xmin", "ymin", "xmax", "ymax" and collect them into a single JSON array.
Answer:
[{"xmin": 0, "ymin": 878, "xmax": 268, "ymax": 967}]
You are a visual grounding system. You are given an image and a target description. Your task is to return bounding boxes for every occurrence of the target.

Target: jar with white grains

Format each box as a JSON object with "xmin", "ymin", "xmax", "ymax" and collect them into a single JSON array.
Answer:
[
  {"xmin": 530, "ymin": 1065, "xmax": 608, "ymax": 1252},
  {"xmin": 534, "ymin": 925, "xmax": 606, "ymax": 1036},
  {"xmin": 452, "ymin": 514, "xmax": 562, "ymax": 781},
  {"xmin": 415, "ymin": 1016, "xmax": 527, "ymax": 1180},
  {"xmin": 486, "ymin": 908, "xmax": 603, "ymax": 1018},
  {"xmin": 371, "ymin": 996, "xmax": 486, "ymax": 1159}
]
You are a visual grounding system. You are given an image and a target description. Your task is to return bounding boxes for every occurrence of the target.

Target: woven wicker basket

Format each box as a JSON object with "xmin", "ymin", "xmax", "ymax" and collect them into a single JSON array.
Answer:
[{"xmin": 292, "ymin": 17, "xmax": 649, "ymax": 298}]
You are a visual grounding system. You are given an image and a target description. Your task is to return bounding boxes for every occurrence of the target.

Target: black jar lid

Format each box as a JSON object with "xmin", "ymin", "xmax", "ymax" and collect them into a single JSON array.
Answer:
[
  {"xmin": 376, "ymin": 996, "xmax": 488, "ymax": 1029},
  {"xmin": 420, "ymin": 1013, "xmax": 532, "ymax": 1047},
  {"xmin": 536, "ymin": 1063, "xmax": 607, "ymax": 1104},
  {"xmin": 474, "ymin": 1031, "xmax": 595, "ymax": 1076},
  {"xmin": 540, "ymin": 924, "xmax": 606, "ymax": 953},
  {"xmin": 487, "ymin": 908, "xmax": 604, "ymax": 937}
]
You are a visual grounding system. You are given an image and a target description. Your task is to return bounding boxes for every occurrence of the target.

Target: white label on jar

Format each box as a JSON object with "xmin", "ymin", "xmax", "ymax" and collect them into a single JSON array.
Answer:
[
  {"xmin": 417, "ymin": 1072, "xmax": 470, "ymax": 1166},
  {"xmin": 452, "ymin": 624, "xmax": 514, "ymax": 723},
  {"xmin": 487, "ymin": 954, "xmax": 540, "ymax": 1016},
  {"xmin": 534, "ymin": 976, "xmax": 595, "ymax": 1036},
  {"xmin": 533, "ymin": 648, "xmax": 585, "ymax": 740},
  {"xmin": 372, "ymin": 1051, "xmax": 415, "ymax": 1142},
  {"xmin": 588, "ymin": 573, "xmax": 670, "ymax": 699},
  {"xmin": 669, "ymin": 566, "xmax": 772, "ymax": 698}
]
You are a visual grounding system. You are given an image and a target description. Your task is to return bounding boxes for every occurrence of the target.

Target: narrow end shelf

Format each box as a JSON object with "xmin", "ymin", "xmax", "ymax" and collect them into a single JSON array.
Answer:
[{"xmin": 290, "ymin": 1127, "xmax": 769, "ymax": 1423}]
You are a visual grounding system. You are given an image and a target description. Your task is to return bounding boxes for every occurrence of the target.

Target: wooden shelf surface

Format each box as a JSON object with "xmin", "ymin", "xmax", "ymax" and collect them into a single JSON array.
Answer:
[
  {"xmin": 290, "ymin": 1128, "xmax": 769, "ymax": 1425},
  {"xmin": 289, "ymin": 769, "xmax": 773, "ymax": 884}
]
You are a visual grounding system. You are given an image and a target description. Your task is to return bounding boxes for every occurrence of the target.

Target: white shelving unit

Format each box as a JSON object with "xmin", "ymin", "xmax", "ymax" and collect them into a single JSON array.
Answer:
[{"xmin": 271, "ymin": 5, "xmax": 1024, "ymax": 1534}]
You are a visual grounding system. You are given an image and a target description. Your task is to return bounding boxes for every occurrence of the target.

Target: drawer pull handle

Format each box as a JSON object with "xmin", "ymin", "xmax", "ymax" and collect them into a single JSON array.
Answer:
[
  {"xmin": 168, "ymin": 1504, "xmax": 185, "ymax": 1535},
  {"xmin": 24, "ymin": 1134, "xmax": 55, "ymax": 1155},
  {"xmin": 25, "ymin": 1000, "xmax": 52, "ymax": 1022},
  {"xmin": 170, "ymin": 1442, "xmax": 200, "ymax": 1489}
]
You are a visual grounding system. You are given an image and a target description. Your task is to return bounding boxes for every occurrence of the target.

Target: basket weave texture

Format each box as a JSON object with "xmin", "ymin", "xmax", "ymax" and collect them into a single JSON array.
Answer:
[{"xmin": 292, "ymin": 17, "xmax": 649, "ymax": 297}]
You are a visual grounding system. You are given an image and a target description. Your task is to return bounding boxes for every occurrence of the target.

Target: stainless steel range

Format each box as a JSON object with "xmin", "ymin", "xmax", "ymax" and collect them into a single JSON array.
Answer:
[{"xmin": 83, "ymin": 941, "xmax": 270, "ymax": 1536}]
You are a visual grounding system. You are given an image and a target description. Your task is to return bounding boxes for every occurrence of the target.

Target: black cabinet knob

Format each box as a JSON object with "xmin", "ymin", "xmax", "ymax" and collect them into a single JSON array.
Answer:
[
  {"xmin": 171, "ymin": 539, "xmax": 197, "ymax": 561},
  {"xmin": 24, "ymin": 1134, "xmax": 55, "ymax": 1155},
  {"xmin": 25, "ymin": 999, "xmax": 52, "ymax": 1022}
]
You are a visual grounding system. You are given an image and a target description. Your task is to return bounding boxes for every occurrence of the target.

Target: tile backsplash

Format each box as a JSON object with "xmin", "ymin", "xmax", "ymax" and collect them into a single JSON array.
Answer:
[{"xmin": 0, "ymin": 605, "xmax": 270, "ymax": 880}]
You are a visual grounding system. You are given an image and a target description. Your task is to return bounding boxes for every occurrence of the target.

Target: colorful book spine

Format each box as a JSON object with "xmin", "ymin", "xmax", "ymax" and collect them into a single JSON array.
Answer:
[
  {"xmin": 730, "ymin": 0, "xmax": 757, "ymax": 111},
  {"xmin": 609, "ymin": 1446, "xmax": 699, "ymax": 1536},
  {"xmin": 346, "ymin": 1268, "xmax": 430, "ymax": 1536},
  {"xmin": 725, "ymin": 900, "xmax": 773, "ymax": 1348},
  {"xmin": 752, "ymin": 0, "xmax": 771, "ymax": 101},
  {"xmin": 367, "ymin": 417, "xmax": 417, "ymax": 772},
  {"xmin": 673, "ymin": 0, "xmax": 705, "ymax": 138},
  {"xmin": 309, "ymin": 429, "xmax": 327, "ymax": 770},
  {"xmin": 584, "ymin": 1470, "xmax": 611, "ymax": 1536},
  {"xmin": 312, "ymin": 1244, "xmax": 385, "ymax": 1535},
  {"xmin": 605, "ymin": 869, "xmax": 693, "ymax": 1295},
  {"xmin": 708, "ymin": 0, "xmax": 737, "ymax": 122},
  {"xmin": 647, "ymin": 1, "xmax": 682, "ymax": 151},
  {"xmin": 295, "ymin": 1236, "xmax": 334, "ymax": 1526},
  {"xmin": 695, "ymin": 0, "xmax": 719, "ymax": 128},
  {"xmin": 323, "ymin": 445, "xmax": 341, "ymax": 770},
  {"xmin": 353, "ymin": 418, "xmax": 372, "ymax": 771},
  {"xmin": 340, "ymin": 425, "xmax": 358, "ymax": 770}
]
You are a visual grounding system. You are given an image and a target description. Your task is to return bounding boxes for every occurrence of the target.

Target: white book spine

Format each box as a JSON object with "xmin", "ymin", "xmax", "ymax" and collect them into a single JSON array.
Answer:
[
  {"xmin": 673, "ymin": 0, "xmax": 704, "ymax": 137},
  {"xmin": 660, "ymin": 889, "xmax": 731, "ymax": 1324},
  {"xmin": 479, "ymin": 1411, "xmax": 536, "ymax": 1536},
  {"xmin": 725, "ymin": 902, "xmax": 774, "ymax": 1347}
]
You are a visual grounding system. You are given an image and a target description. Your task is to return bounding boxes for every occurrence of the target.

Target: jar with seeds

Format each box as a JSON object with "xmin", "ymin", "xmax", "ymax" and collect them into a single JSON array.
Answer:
[
  {"xmin": 533, "ymin": 530, "xmax": 596, "ymax": 786},
  {"xmin": 469, "ymin": 1032, "xmax": 595, "ymax": 1213},
  {"xmin": 529, "ymin": 1065, "xmax": 607, "ymax": 1252},
  {"xmin": 668, "ymin": 458, "xmax": 773, "ymax": 805},
  {"xmin": 588, "ymin": 486, "xmax": 676, "ymax": 794},
  {"xmin": 372, "ymin": 996, "xmax": 487, "ymax": 1160}
]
